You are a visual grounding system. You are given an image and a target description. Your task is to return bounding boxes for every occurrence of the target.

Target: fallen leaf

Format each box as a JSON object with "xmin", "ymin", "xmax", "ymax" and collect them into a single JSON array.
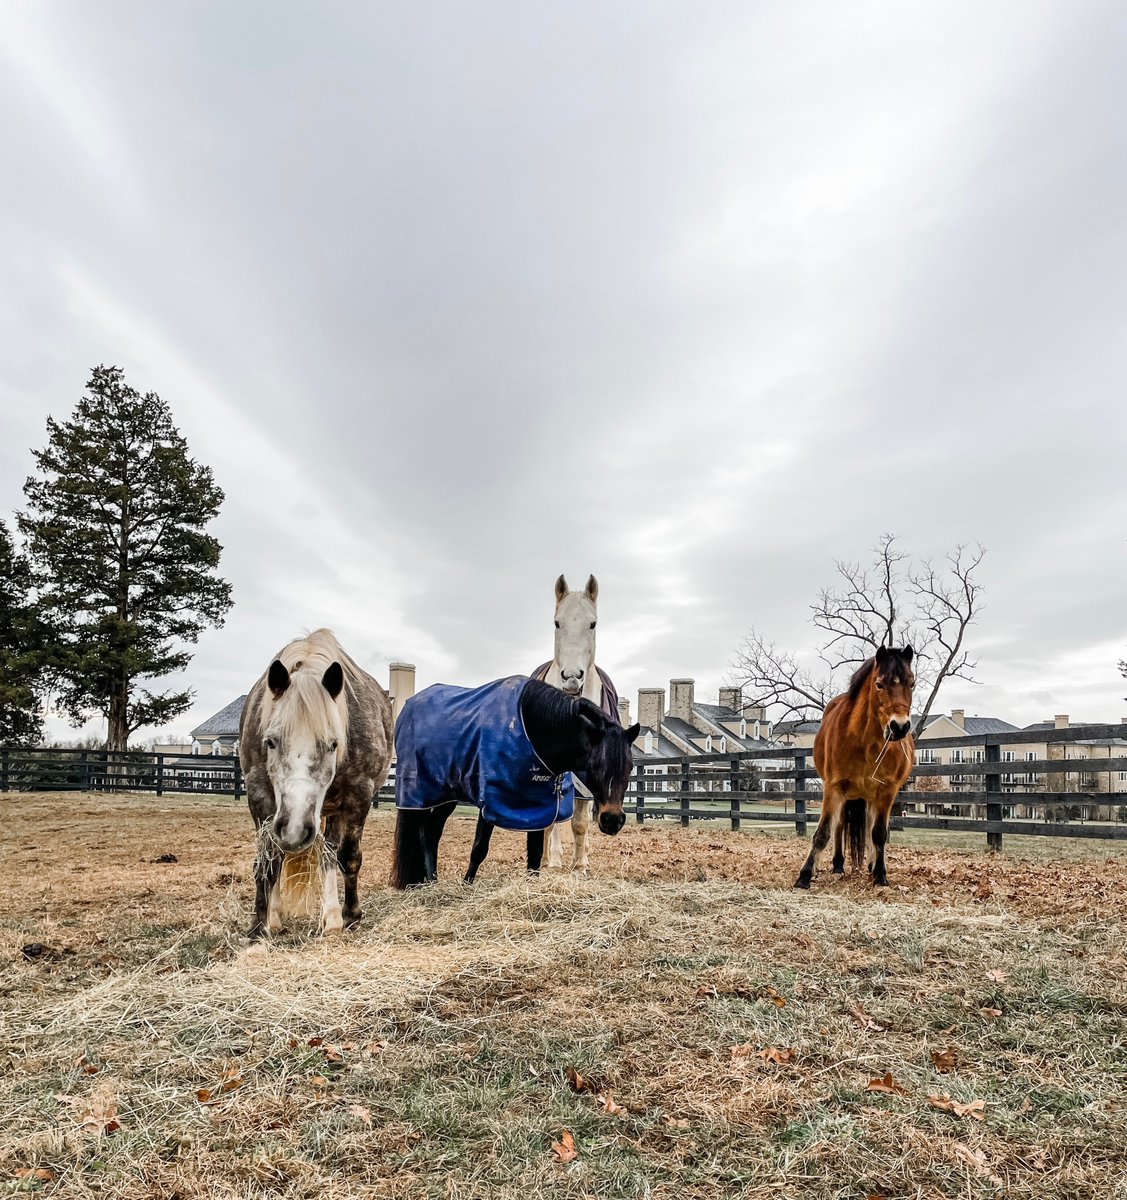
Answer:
[
  {"xmin": 565, "ymin": 1066, "xmax": 592, "ymax": 1093},
  {"xmin": 929, "ymin": 1093, "xmax": 986, "ymax": 1120},
  {"xmin": 865, "ymin": 1072, "xmax": 908, "ymax": 1096},
  {"xmin": 1018, "ymin": 1097, "xmax": 1034, "ymax": 1115},
  {"xmin": 730, "ymin": 1043, "xmax": 755, "ymax": 1059},
  {"xmin": 551, "ymin": 1129, "xmax": 578, "ymax": 1162},
  {"xmin": 310, "ymin": 1074, "xmax": 329, "ymax": 1089},
  {"xmin": 307, "ymin": 1036, "xmax": 324, "ymax": 1047},
  {"xmin": 975, "ymin": 879, "xmax": 993, "ymax": 900},
  {"xmin": 596, "ymin": 1094, "xmax": 627, "ymax": 1117},
  {"xmin": 930, "ymin": 1046, "xmax": 959, "ymax": 1073},
  {"xmin": 662, "ymin": 1114, "xmax": 690, "ymax": 1129},
  {"xmin": 954, "ymin": 1143, "xmax": 1003, "ymax": 1185},
  {"xmin": 986, "ymin": 969, "xmax": 1008, "ymax": 983},
  {"xmin": 13, "ymin": 1169, "xmax": 57, "ymax": 1182},
  {"xmin": 849, "ymin": 1006, "xmax": 886, "ymax": 1032},
  {"xmin": 347, "ymin": 1104, "xmax": 372, "ymax": 1126},
  {"xmin": 757, "ymin": 1047, "xmax": 795, "ymax": 1065},
  {"xmin": 196, "ymin": 1088, "xmax": 212, "ymax": 1103},
  {"xmin": 363, "ymin": 1039, "xmax": 389, "ymax": 1056},
  {"xmin": 74, "ymin": 1053, "xmax": 99, "ymax": 1076},
  {"xmin": 980, "ymin": 1007, "xmax": 1003, "ymax": 1019}
]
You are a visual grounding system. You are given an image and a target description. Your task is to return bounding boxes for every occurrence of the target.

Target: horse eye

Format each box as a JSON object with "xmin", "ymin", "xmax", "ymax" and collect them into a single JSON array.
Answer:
[
  {"xmin": 265, "ymin": 737, "xmax": 277, "ymax": 750},
  {"xmin": 554, "ymin": 621, "xmax": 560, "ymax": 629},
  {"xmin": 589, "ymin": 621, "xmax": 596, "ymax": 630},
  {"xmin": 874, "ymin": 683, "xmax": 884, "ymax": 691},
  {"xmin": 330, "ymin": 740, "xmax": 339, "ymax": 752}
]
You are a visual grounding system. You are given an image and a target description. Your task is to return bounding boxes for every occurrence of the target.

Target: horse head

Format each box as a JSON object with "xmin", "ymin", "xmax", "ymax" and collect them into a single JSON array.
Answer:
[
  {"xmin": 553, "ymin": 573, "xmax": 598, "ymax": 696},
  {"xmin": 576, "ymin": 700, "xmax": 640, "ymax": 835},
  {"xmin": 262, "ymin": 658, "xmax": 347, "ymax": 852},
  {"xmin": 873, "ymin": 645, "xmax": 915, "ymax": 741}
]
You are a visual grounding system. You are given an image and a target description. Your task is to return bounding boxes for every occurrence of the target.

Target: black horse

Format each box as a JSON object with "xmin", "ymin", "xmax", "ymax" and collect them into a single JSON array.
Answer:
[{"xmin": 388, "ymin": 677, "xmax": 639, "ymax": 889}]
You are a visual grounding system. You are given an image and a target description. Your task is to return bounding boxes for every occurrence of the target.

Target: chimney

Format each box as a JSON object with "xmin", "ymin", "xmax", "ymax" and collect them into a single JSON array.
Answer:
[
  {"xmin": 389, "ymin": 662, "xmax": 416, "ymax": 726},
  {"xmin": 742, "ymin": 703, "xmax": 766, "ymax": 722},
  {"xmin": 951, "ymin": 709, "xmax": 965, "ymax": 729},
  {"xmin": 719, "ymin": 686, "xmax": 742, "ymax": 713},
  {"xmin": 617, "ymin": 696, "xmax": 631, "ymax": 726},
  {"xmin": 669, "ymin": 678, "xmax": 695, "ymax": 723},
  {"xmin": 1055, "ymin": 713, "xmax": 1069, "ymax": 730},
  {"xmin": 638, "ymin": 688, "xmax": 665, "ymax": 731}
]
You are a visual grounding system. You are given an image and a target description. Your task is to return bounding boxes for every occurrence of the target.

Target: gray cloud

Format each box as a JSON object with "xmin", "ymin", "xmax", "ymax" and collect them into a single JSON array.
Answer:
[{"xmin": 1, "ymin": 0, "xmax": 1124, "ymax": 741}]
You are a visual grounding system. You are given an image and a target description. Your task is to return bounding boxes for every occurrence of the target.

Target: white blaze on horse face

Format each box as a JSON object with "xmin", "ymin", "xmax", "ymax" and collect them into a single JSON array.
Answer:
[
  {"xmin": 265, "ymin": 725, "xmax": 338, "ymax": 852},
  {"xmin": 554, "ymin": 591, "xmax": 597, "ymax": 696}
]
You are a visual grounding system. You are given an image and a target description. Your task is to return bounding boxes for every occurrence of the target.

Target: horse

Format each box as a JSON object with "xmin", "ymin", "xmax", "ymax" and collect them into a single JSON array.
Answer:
[
  {"xmin": 530, "ymin": 573, "xmax": 622, "ymax": 872},
  {"xmin": 795, "ymin": 644, "xmax": 916, "ymax": 890},
  {"xmin": 239, "ymin": 629, "xmax": 393, "ymax": 939},
  {"xmin": 388, "ymin": 675, "xmax": 639, "ymax": 889}
]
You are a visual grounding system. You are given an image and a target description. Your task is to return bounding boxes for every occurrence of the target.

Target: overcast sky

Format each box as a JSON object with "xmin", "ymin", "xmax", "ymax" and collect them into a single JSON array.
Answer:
[{"xmin": 1, "ymin": 0, "xmax": 1124, "ymax": 742}]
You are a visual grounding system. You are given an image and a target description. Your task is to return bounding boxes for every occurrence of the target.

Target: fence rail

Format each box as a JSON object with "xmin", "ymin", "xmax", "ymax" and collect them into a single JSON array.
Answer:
[{"xmin": 4, "ymin": 722, "xmax": 1125, "ymax": 852}]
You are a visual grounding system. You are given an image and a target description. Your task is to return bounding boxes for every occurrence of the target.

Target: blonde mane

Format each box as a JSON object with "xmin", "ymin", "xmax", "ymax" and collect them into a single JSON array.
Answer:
[{"xmin": 260, "ymin": 628, "xmax": 356, "ymax": 762}]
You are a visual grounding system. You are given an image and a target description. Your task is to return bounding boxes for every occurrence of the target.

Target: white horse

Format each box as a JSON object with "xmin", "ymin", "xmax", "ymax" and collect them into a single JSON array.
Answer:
[{"xmin": 531, "ymin": 574, "xmax": 621, "ymax": 871}]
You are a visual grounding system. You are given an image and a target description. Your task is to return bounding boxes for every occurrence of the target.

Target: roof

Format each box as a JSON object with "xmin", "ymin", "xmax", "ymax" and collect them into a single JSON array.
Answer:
[
  {"xmin": 191, "ymin": 695, "xmax": 247, "ymax": 738},
  {"xmin": 773, "ymin": 719, "xmax": 821, "ymax": 734},
  {"xmin": 662, "ymin": 716, "xmax": 706, "ymax": 744},
  {"xmin": 694, "ymin": 702, "xmax": 740, "ymax": 721},
  {"xmin": 962, "ymin": 716, "xmax": 1020, "ymax": 735},
  {"xmin": 635, "ymin": 726, "xmax": 681, "ymax": 758}
]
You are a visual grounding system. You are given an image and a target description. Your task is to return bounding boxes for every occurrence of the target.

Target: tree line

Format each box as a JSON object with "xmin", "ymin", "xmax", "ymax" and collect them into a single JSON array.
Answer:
[{"xmin": 1, "ymin": 366, "xmax": 232, "ymax": 751}]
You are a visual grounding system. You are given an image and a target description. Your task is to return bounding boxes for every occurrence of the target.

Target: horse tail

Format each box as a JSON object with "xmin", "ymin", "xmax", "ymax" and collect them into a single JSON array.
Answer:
[
  {"xmin": 388, "ymin": 810, "xmax": 424, "ymax": 889},
  {"xmin": 277, "ymin": 847, "xmax": 324, "ymax": 920},
  {"xmin": 843, "ymin": 798, "xmax": 866, "ymax": 872}
]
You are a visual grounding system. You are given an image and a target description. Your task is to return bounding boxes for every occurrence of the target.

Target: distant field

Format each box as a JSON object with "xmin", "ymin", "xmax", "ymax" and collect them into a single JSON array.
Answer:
[{"xmin": 2, "ymin": 792, "xmax": 1126, "ymax": 1198}]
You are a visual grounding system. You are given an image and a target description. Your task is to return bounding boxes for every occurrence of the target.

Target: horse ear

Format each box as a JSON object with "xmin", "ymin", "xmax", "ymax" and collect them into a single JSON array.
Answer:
[
  {"xmin": 322, "ymin": 661, "xmax": 344, "ymax": 700},
  {"xmin": 554, "ymin": 574, "xmax": 569, "ymax": 602},
  {"xmin": 875, "ymin": 645, "xmax": 889, "ymax": 666},
  {"xmin": 585, "ymin": 574, "xmax": 598, "ymax": 603},
  {"xmin": 902, "ymin": 644, "xmax": 914, "ymax": 662},
  {"xmin": 268, "ymin": 660, "xmax": 290, "ymax": 697},
  {"xmin": 624, "ymin": 722, "xmax": 641, "ymax": 744}
]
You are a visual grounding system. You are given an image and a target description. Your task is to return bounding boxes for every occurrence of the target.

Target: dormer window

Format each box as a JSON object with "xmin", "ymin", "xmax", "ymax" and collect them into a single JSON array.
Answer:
[
  {"xmin": 740, "ymin": 719, "xmax": 747, "ymax": 738},
  {"xmin": 719, "ymin": 736, "xmax": 727, "ymax": 753},
  {"xmin": 211, "ymin": 740, "xmax": 223, "ymax": 756},
  {"xmin": 705, "ymin": 735, "xmax": 713, "ymax": 752},
  {"xmin": 644, "ymin": 731, "xmax": 654, "ymax": 754},
  {"xmin": 754, "ymin": 721, "xmax": 761, "ymax": 740}
]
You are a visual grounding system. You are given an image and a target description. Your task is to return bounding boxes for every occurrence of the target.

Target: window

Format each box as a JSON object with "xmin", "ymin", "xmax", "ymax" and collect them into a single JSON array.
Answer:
[
  {"xmin": 951, "ymin": 749, "xmax": 965, "ymax": 764},
  {"xmin": 719, "ymin": 736, "xmax": 727, "ymax": 753},
  {"xmin": 753, "ymin": 721, "xmax": 761, "ymax": 740},
  {"xmin": 644, "ymin": 731, "xmax": 654, "ymax": 754},
  {"xmin": 740, "ymin": 719, "xmax": 747, "ymax": 739},
  {"xmin": 705, "ymin": 735, "xmax": 713, "ymax": 753}
]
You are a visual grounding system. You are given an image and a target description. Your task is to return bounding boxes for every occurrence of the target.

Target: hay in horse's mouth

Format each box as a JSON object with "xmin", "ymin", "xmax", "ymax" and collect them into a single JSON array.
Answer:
[{"xmin": 253, "ymin": 822, "xmax": 337, "ymax": 925}]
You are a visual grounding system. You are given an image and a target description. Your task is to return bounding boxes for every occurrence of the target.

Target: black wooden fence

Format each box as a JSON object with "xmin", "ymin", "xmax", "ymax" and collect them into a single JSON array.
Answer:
[
  {"xmin": 4, "ymin": 723, "xmax": 1126, "ymax": 852},
  {"xmin": 627, "ymin": 722, "xmax": 1127, "ymax": 851}
]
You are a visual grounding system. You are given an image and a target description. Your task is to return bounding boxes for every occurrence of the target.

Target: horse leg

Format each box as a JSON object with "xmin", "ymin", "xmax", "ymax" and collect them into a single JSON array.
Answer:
[
  {"xmin": 250, "ymin": 850, "xmax": 283, "ymax": 940},
  {"xmin": 570, "ymin": 796, "xmax": 591, "ymax": 872},
  {"xmin": 795, "ymin": 796, "xmax": 837, "ymax": 889},
  {"xmin": 335, "ymin": 823, "xmax": 365, "ymax": 929},
  {"xmin": 422, "ymin": 801, "xmax": 457, "ymax": 883},
  {"xmin": 527, "ymin": 829, "xmax": 545, "ymax": 874},
  {"xmin": 831, "ymin": 817, "xmax": 846, "ymax": 874},
  {"xmin": 870, "ymin": 800, "xmax": 892, "ymax": 887},
  {"xmin": 466, "ymin": 816, "xmax": 496, "ymax": 883},
  {"xmin": 546, "ymin": 821, "xmax": 564, "ymax": 869}
]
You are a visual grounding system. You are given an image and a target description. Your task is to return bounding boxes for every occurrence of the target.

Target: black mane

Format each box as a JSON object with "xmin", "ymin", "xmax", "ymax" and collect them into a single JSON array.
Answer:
[{"xmin": 847, "ymin": 648, "xmax": 913, "ymax": 701}]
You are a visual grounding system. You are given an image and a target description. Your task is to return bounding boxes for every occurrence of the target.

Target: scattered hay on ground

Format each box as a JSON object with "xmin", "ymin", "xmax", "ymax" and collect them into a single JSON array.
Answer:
[{"xmin": 2, "ymin": 793, "xmax": 1127, "ymax": 1198}]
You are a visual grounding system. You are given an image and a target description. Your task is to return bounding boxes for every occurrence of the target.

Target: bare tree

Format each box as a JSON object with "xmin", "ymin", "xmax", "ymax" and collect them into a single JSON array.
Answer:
[{"xmin": 731, "ymin": 535, "xmax": 985, "ymax": 732}]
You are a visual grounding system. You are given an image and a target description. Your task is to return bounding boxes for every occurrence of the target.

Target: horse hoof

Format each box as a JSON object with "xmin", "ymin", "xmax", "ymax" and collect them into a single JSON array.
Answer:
[{"xmin": 793, "ymin": 877, "xmax": 811, "ymax": 890}]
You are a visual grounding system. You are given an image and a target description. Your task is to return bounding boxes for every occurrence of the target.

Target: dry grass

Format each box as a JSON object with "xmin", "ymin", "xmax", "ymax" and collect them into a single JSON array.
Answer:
[{"xmin": 2, "ymin": 792, "xmax": 1127, "ymax": 1199}]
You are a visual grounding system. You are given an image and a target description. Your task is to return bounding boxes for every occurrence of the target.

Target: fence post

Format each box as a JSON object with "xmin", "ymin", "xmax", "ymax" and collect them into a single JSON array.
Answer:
[
  {"xmin": 234, "ymin": 757, "xmax": 243, "ymax": 801},
  {"xmin": 80, "ymin": 750, "xmax": 89, "ymax": 793},
  {"xmin": 985, "ymin": 742, "xmax": 1002, "ymax": 853},
  {"xmin": 730, "ymin": 757, "xmax": 741, "ymax": 831},
  {"xmin": 794, "ymin": 751, "xmax": 807, "ymax": 838},
  {"xmin": 635, "ymin": 762, "xmax": 645, "ymax": 824},
  {"xmin": 155, "ymin": 753, "xmax": 164, "ymax": 797},
  {"xmin": 1, "ymin": 748, "xmax": 8, "ymax": 793},
  {"xmin": 680, "ymin": 760, "xmax": 691, "ymax": 828}
]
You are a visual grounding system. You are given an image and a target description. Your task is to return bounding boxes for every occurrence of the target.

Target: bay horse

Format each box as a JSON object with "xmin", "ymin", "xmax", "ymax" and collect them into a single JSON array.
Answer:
[
  {"xmin": 240, "ymin": 629, "xmax": 393, "ymax": 939},
  {"xmin": 531, "ymin": 573, "xmax": 622, "ymax": 871},
  {"xmin": 795, "ymin": 645, "xmax": 915, "ymax": 889},
  {"xmin": 388, "ymin": 675, "xmax": 639, "ymax": 888}
]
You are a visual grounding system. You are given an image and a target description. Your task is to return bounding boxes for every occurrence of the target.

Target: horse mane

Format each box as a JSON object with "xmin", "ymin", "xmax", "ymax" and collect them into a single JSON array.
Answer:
[
  {"xmin": 259, "ymin": 628, "xmax": 355, "ymax": 762},
  {"xmin": 581, "ymin": 698, "xmax": 633, "ymax": 786},
  {"xmin": 846, "ymin": 648, "xmax": 913, "ymax": 703},
  {"xmin": 846, "ymin": 658, "xmax": 875, "ymax": 702}
]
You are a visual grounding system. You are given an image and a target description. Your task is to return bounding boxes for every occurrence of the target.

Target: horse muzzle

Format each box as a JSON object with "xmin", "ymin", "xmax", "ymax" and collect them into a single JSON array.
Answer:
[
  {"xmin": 598, "ymin": 809, "xmax": 626, "ymax": 836},
  {"xmin": 273, "ymin": 815, "xmax": 317, "ymax": 853},
  {"xmin": 560, "ymin": 678, "xmax": 583, "ymax": 696},
  {"xmin": 887, "ymin": 719, "xmax": 911, "ymax": 741}
]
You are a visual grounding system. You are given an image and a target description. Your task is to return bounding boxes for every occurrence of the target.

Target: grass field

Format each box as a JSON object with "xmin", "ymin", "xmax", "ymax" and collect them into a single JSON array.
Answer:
[{"xmin": 3, "ymin": 792, "xmax": 1127, "ymax": 1199}]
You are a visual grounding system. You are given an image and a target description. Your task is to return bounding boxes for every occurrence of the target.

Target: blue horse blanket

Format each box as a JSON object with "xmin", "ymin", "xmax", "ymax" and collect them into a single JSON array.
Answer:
[{"xmin": 395, "ymin": 676, "xmax": 575, "ymax": 832}]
